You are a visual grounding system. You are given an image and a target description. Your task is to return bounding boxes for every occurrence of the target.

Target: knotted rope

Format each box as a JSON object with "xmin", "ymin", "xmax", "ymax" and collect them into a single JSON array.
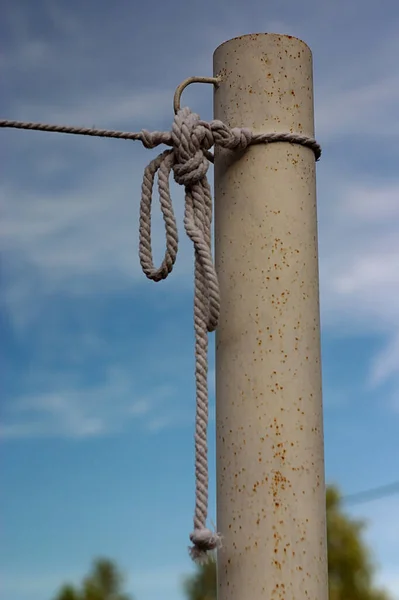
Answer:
[
  {"xmin": 137, "ymin": 107, "xmax": 321, "ymax": 563},
  {"xmin": 0, "ymin": 107, "xmax": 321, "ymax": 563}
]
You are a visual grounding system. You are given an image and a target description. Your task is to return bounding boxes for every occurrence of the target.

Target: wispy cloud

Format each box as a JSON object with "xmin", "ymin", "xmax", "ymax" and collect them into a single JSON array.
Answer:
[
  {"xmin": 319, "ymin": 177, "xmax": 399, "ymax": 380},
  {"xmin": 370, "ymin": 334, "xmax": 399, "ymax": 387},
  {"xmin": 10, "ymin": 86, "xmax": 173, "ymax": 130},
  {"xmin": 2, "ymin": 22, "xmax": 399, "ymax": 333},
  {"xmin": 1, "ymin": 367, "xmax": 181, "ymax": 440},
  {"xmin": 0, "ymin": 151, "xmax": 195, "ymax": 332},
  {"xmin": 316, "ymin": 72, "xmax": 399, "ymax": 139},
  {"xmin": 2, "ymin": 4, "xmax": 399, "ymax": 600}
]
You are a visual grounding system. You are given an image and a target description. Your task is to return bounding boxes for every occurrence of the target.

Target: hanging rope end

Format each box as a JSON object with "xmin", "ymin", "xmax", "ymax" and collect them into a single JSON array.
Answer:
[{"xmin": 189, "ymin": 529, "xmax": 222, "ymax": 564}]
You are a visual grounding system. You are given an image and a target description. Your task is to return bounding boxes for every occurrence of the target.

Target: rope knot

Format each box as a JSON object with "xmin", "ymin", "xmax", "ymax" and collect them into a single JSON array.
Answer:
[
  {"xmin": 210, "ymin": 120, "xmax": 253, "ymax": 150},
  {"xmin": 189, "ymin": 529, "xmax": 222, "ymax": 564},
  {"xmin": 1, "ymin": 106, "xmax": 322, "ymax": 566},
  {"xmin": 140, "ymin": 129, "xmax": 159, "ymax": 149},
  {"xmin": 139, "ymin": 106, "xmax": 221, "ymax": 564},
  {"xmin": 137, "ymin": 105, "xmax": 322, "ymax": 565},
  {"xmin": 171, "ymin": 107, "xmax": 213, "ymax": 187}
]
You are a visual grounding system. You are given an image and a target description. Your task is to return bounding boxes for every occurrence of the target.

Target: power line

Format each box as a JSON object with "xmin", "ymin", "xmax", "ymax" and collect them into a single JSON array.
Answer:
[{"xmin": 343, "ymin": 480, "xmax": 399, "ymax": 505}]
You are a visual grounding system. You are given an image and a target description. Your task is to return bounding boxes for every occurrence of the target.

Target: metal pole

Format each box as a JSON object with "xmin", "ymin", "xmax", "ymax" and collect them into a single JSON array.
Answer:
[{"xmin": 213, "ymin": 34, "xmax": 328, "ymax": 600}]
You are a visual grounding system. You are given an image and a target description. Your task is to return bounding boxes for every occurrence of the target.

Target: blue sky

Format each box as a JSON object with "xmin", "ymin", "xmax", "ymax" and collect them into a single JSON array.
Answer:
[{"xmin": 1, "ymin": 0, "xmax": 399, "ymax": 599}]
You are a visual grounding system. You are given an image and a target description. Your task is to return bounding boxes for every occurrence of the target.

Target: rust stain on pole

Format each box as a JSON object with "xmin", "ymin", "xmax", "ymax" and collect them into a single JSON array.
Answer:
[{"xmin": 213, "ymin": 33, "xmax": 328, "ymax": 600}]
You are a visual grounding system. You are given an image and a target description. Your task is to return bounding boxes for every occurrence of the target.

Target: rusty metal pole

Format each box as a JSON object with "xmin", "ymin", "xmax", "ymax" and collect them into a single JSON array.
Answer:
[{"xmin": 213, "ymin": 34, "xmax": 328, "ymax": 600}]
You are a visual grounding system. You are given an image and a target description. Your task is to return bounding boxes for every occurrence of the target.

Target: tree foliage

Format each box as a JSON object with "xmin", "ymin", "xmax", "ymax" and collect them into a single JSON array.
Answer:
[
  {"xmin": 183, "ymin": 485, "xmax": 390, "ymax": 600},
  {"xmin": 52, "ymin": 487, "xmax": 390, "ymax": 600},
  {"xmin": 326, "ymin": 487, "xmax": 389, "ymax": 600},
  {"xmin": 53, "ymin": 558, "xmax": 132, "ymax": 600},
  {"xmin": 183, "ymin": 553, "xmax": 218, "ymax": 600}
]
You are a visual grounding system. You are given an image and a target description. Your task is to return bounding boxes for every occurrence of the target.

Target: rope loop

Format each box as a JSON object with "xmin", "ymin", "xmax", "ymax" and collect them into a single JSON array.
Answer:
[
  {"xmin": 137, "ymin": 105, "xmax": 321, "ymax": 562},
  {"xmin": 1, "ymin": 105, "xmax": 321, "ymax": 564}
]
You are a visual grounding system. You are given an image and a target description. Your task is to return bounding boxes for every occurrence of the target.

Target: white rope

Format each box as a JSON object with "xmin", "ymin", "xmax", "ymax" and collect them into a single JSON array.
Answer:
[
  {"xmin": 138, "ymin": 107, "xmax": 320, "ymax": 563},
  {"xmin": 1, "ymin": 108, "xmax": 321, "ymax": 563}
]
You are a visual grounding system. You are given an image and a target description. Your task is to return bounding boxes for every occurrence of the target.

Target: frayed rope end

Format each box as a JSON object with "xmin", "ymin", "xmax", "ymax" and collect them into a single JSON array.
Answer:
[{"xmin": 189, "ymin": 528, "xmax": 222, "ymax": 564}]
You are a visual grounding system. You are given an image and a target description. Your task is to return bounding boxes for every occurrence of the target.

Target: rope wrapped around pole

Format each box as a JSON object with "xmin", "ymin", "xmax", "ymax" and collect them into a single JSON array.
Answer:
[
  {"xmin": 137, "ymin": 107, "xmax": 321, "ymax": 562},
  {"xmin": 0, "ymin": 106, "xmax": 321, "ymax": 563}
]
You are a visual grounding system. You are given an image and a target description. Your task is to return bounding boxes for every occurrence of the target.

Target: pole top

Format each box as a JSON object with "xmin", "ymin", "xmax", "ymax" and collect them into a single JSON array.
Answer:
[{"xmin": 213, "ymin": 32, "xmax": 312, "ymax": 57}]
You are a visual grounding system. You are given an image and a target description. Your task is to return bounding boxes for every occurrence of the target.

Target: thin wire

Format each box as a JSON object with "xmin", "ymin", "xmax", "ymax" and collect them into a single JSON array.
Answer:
[{"xmin": 343, "ymin": 480, "xmax": 399, "ymax": 506}]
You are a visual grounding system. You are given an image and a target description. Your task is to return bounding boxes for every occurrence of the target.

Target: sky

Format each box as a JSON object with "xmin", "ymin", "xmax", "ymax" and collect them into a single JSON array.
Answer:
[{"xmin": 1, "ymin": 0, "xmax": 399, "ymax": 599}]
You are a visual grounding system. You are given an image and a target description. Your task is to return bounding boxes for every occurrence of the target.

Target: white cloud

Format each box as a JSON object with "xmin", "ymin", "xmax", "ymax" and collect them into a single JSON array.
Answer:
[
  {"xmin": 370, "ymin": 334, "xmax": 399, "ymax": 387},
  {"xmin": 10, "ymin": 86, "xmax": 173, "ymax": 131},
  {"xmin": 3, "ymin": 22, "xmax": 399, "ymax": 340},
  {"xmin": 318, "ymin": 177, "xmax": 399, "ymax": 331},
  {"xmin": 343, "ymin": 184, "xmax": 399, "ymax": 223},
  {"xmin": 1, "ymin": 4, "xmax": 192, "ymax": 333},
  {"xmin": 2, "ymin": 1, "xmax": 399, "ymax": 410},
  {"xmin": 309, "ymin": 173, "xmax": 399, "ymax": 404},
  {"xmin": 0, "ymin": 368, "xmax": 178, "ymax": 440},
  {"xmin": 146, "ymin": 415, "xmax": 175, "ymax": 433},
  {"xmin": 320, "ymin": 226, "xmax": 399, "ymax": 410},
  {"xmin": 2, "ymin": 7, "xmax": 399, "ymax": 598},
  {"xmin": 128, "ymin": 398, "xmax": 153, "ymax": 417},
  {"xmin": 0, "ymin": 150, "xmax": 196, "ymax": 331},
  {"xmin": 316, "ymin": 72, "xmax": 399, "ymax": 139}
]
